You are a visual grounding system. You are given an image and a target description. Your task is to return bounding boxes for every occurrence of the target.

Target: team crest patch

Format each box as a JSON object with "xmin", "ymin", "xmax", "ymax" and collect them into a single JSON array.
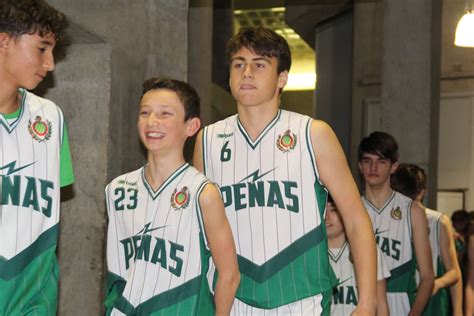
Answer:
[
  {"xmin": 171, "ymin": 186, "xmax": 190, "ymax": 211},
  {"xmin": 391, "ymin": 207, "xmax": 402, "ymax": 220},
  {"xmin": 276, "ymin": 130, "xmax": 297, "ymax": 152},
  {"xmin": 28, "ymin": 116, "xmax": 52, "ymax": 142}
]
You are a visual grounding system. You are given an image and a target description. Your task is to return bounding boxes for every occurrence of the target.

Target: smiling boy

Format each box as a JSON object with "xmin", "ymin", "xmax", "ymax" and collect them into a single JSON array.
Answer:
[
  {"xmin": 194, "ymin": 27, "xmax": 377, "ymax": 315},
  {"xmin": 105, "ymin": 78, "xmax": 239, "ymax": 315},
  {"xmin": 0, "ymin": 0, "xmax": 73, "ymax": 314}
]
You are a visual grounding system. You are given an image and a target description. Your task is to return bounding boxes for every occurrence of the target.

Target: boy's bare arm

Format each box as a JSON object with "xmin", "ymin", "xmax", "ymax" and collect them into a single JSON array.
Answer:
[
  {"xmin": 437, "ymin": 215, "xmax": 463, "ymax": 315},
  {"xmin": 311, "ymin": 120, "xmax": 377, "ymax": 315},
  {"xmin": 409, "ymin": 203, "xmax": 434, "ymax": 316},
  {"xmin": 193, "ymin": 129, "xmax": 204, "ymax": 172},
  {"xmin": 376, "ymin": 279, "xmax": 389, "ymax": 316},
  {"xmin": 199, "ymin": 183, "xmax": 240, "ymax": 315}
]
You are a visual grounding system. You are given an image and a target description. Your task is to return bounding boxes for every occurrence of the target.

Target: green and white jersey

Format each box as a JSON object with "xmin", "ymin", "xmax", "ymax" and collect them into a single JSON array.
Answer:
[
  {"xmin": 363, "ymin": 191, "xmax": 417, "ymax": 314},
  {"xmin": 329, "ymin": 241, "xmax": 391, "ymax": 315},
  {"xmin": 105, "ymin": 163, "xmax": 215, "ymax": 316},
  {"xmin": 201, "ymin": 110, "xmax": 336, "ymax": 310},
  {"xmin": 0, "ymin": 89, "xmax": 74, "ymax": 315},
  {"xmin": 422, "ymin": 208, "xmax": 449, "ymax": 316}
]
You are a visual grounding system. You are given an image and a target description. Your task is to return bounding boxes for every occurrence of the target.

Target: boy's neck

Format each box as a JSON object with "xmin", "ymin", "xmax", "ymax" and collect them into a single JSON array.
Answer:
[
  {"xmin": 328, "ymin": 233, "xmax": 347, "ymax": 249},
  {"xmin": 145, "ymin": 153, "xmax": 186, "ymax": 191},
  {"xmin": 0, "ymin": 81, "xmax": 21, "ymax": 115},
  {"xmin": 237, "ymin": 103, "xmax": 279, "ymax": 140},
  {"xmin": 364, "ymin": 182, "xmax": 393, "ymax": 209}
]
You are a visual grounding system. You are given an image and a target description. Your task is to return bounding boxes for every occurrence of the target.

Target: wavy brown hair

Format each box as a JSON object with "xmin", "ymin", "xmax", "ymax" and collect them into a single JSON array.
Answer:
[{"xmin": 0, "ymin": 0, "xmax": 67, "ymax": 40}]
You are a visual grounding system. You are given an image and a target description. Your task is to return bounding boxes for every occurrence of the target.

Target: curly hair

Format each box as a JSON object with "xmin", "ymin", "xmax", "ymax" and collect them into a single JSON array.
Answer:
[
  {"xmin": 0, "ymin": 0, "xmax": 68, "ymax": 40},
  {"xmin": 141, "ymin": 78, "xmax": 200, "ymax": 121}
]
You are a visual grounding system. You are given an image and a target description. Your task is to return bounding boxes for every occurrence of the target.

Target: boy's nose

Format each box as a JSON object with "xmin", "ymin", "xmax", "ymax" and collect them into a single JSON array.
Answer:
[
  {"xmin": 44, "ymin": 52, "xmax": 55, "ymax": 71},
  {"xmin": 243, "ymin": 64, "xmax": 253, "ymax": 78}
]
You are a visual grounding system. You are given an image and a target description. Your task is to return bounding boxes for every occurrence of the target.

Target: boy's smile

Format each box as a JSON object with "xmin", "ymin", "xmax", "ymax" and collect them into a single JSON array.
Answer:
[{"xmin": 138, "ymin": 89, "xmax": 198, "ymax": 156}]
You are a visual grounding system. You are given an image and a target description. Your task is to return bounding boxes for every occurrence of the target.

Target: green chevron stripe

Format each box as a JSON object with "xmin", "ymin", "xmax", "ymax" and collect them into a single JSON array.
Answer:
[
  {"xmin": 0, "ymin": 225, "xmax": 58, "ymax": 280},
  {"xmin": 238, "ymin": 224, "xmax": 325, "ymax": 282}
]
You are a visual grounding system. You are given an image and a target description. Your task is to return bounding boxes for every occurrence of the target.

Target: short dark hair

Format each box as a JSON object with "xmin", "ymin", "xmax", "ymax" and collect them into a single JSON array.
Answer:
[
  {"xmin": 141, "ymin": 78, "xmax": 200, "ymax": 121},
  {"xmin": 390, "ymin": 163, "xmax": 427, "ymax": 200},
  {"xmin": 0, "ymin": 0, "xmax": 68, "ymax": 40},
  {"xmin": 451, "ymin": 209, "xmax": 469, "ymax": 235},
  {"xmin": 358, "ymin": 131, "xmax": 399, "ymax": 163},
  {"xmin": 452, "ymin": 209, "xmax": 468, "ymax": 224},
  {"xmin": 227, "ymin": 27, "xmax": 292, "ymax": 74}
]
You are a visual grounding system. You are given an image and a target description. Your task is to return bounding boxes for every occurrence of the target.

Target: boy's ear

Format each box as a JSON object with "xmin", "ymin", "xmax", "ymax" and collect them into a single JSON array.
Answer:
[
  {"xmin": 186, "ymin": 117, "xmax": 201, "ymax": 137},
  {"xmin": 390, "ymin": 161, "xmax": 399, "ymax": 174},
  {"xmin": 277, "ymin": 70, "xmax": 289, "ymax": 89},
  {"xmin": 0, "ymin": 33, "xmax": 11, "ymax": 54}
]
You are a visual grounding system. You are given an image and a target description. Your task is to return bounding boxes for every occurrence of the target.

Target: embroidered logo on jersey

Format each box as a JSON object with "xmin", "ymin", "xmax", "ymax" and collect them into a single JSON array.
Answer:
[
  {"xmin": 390, "ymin": 206, "xmax": 402, "ymax": 220},
  {"xmin": 171, "ymin": 186, "xmax": 190, "ymax": 210},
  {"xmin": 28, "ymin": 116, "xmax": 52, "ymax": 142},
  {"xmin": 276, "ymin": 130, "xmax": 297, "ymax": 152},
  {"xmin": 217, "ymin": 132, "xmax": 233, "ymax": 138}
]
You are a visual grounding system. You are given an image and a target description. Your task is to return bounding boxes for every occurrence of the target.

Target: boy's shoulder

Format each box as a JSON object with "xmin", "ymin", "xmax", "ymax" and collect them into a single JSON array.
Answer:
[
  {"xmin": 23, "ymin": 89, "xmax": 61, "ymax": 112},
  {"xmin": 204, "ymin": 113, "xmax": 239, "ymax": 130},
  {"xmin": 106, "ymin": 167, "xmax": 143, "ymax": 190}
]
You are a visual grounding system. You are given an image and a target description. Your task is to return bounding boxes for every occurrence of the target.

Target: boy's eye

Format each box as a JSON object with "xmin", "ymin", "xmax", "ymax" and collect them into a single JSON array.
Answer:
[
  {"xmin": 39, "ymin": 47, "xmax": 47, "ymax": 53},
  {"xmin": 233, "ymin": 62, "xmax": 244, "ymax": 69},
  {"xmin": 255, "ymin": 63, "xmax": 265, "ymax": 68}
]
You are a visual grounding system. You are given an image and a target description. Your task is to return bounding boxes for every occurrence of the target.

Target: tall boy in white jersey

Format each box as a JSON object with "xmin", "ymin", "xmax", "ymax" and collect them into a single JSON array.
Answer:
[
  {"xmin": 325, "ymin": 194, "xmax": 390, "ymax": 316},
  {"xmin": 391, "ymin": 163, "xmax": 463, "ymax": 316},
  {"xmin": 0, "ymin": 1, "xmax": 74, "ymax": 314},
  {"xmin": 105, "ymin": 78, "xmax": 239, "ymax": 315},
  {"xmin": 194, "ymin": 27, "xmax": 377, "ymax": 315},
  {"xmin": 358, "ymin": 132, "xmax": 434, "ymax": 315}
]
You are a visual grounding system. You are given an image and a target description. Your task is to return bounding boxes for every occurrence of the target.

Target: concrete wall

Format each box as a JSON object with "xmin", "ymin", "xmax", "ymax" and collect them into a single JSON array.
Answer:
[
  {"xmin": 351, "ymin": 1, "xmax": 443, "ymax": 206},
  {"xmin": 315, "ymin": 12, "xmax": 353, "ymax": 158},
  {"xmin": 438, "ymin": 0, "xmax": 474, "ymax": 211},
  {"xmin": 35, "ymin": 1, "xmax": 190, "ymax": 314}
]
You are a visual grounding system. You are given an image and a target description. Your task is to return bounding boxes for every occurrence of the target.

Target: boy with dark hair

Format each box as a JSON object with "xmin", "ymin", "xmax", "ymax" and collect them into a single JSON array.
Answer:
[
  {"xmin": 194, "ymin": 27, "xmax": 377, "ymax": 315},
  {"xmin": 325, "ymin": 194, "xmax": 391, "ymax": 315},
  {"xmin": 0, "ymin": 0, "xmax": 73, "ymax": 314},
  {"xmin": 358, "ymin": 132, "xmax": 434, "ymax": 315},
  {"xmin": 105, "ymin": 78, "xmax": 239, "ymax": 315},
  {"xmin": 391, "ymin": 163, "xmax": 463, "ymax": 315}
]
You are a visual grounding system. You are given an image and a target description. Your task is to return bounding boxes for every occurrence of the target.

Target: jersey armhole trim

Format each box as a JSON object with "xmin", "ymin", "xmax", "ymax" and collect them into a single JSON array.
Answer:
[{"xmin": 195, "ymin": 180, "xmax": 211, "ymax": 249}]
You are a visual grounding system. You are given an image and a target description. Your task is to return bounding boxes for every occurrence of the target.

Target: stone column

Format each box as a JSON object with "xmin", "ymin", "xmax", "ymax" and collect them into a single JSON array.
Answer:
[{"xmin": 380, "ymin": 0, "xmax": 442, "ymax": 206}]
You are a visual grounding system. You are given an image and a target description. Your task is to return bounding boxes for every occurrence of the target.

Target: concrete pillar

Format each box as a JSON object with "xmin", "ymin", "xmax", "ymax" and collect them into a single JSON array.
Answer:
[
  {"xmin": 188, "ymin": 0, "xmax": 213, "ymax": 161},
  {"xmin": 189, "ymin": 0, "xmax": 213, "ymax": 127},
  {"xmin": 315, "ymin": 12, "xmax": 354, "ymax": 157},
  {"xmin": 380, "ymin": 0, "xmax": 442, "ymax": 206},
  {"xmin": 349, "ymin": 2, "xmax": 383, "ymax": 177}
]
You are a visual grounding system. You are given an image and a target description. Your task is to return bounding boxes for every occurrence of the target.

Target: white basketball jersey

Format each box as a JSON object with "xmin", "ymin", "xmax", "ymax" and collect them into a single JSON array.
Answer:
[
  {"xmin": 329, "ymin": 241, "xmax": 391, "ymax": 315},
  {"xmin": 363, "ymin": 191, "xmax": 417, "ymax": 313},
  {"xmin": 415, "ymin": 208, "xmax": 443, "ymax": 286},
  {"xmin": 0, "ymin": 88, "xmax": 64, "ymax": 269},
  {"xmin": 105, "ymin": 163, "xmax": 214, "ymax": 315},
  {"xmin": 202, "ymin": 110, "xmax": 336, "ymax": 309},
  {"xmin": 426, "ymin": 208, "xmax": 442, "ymax": 273}
]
